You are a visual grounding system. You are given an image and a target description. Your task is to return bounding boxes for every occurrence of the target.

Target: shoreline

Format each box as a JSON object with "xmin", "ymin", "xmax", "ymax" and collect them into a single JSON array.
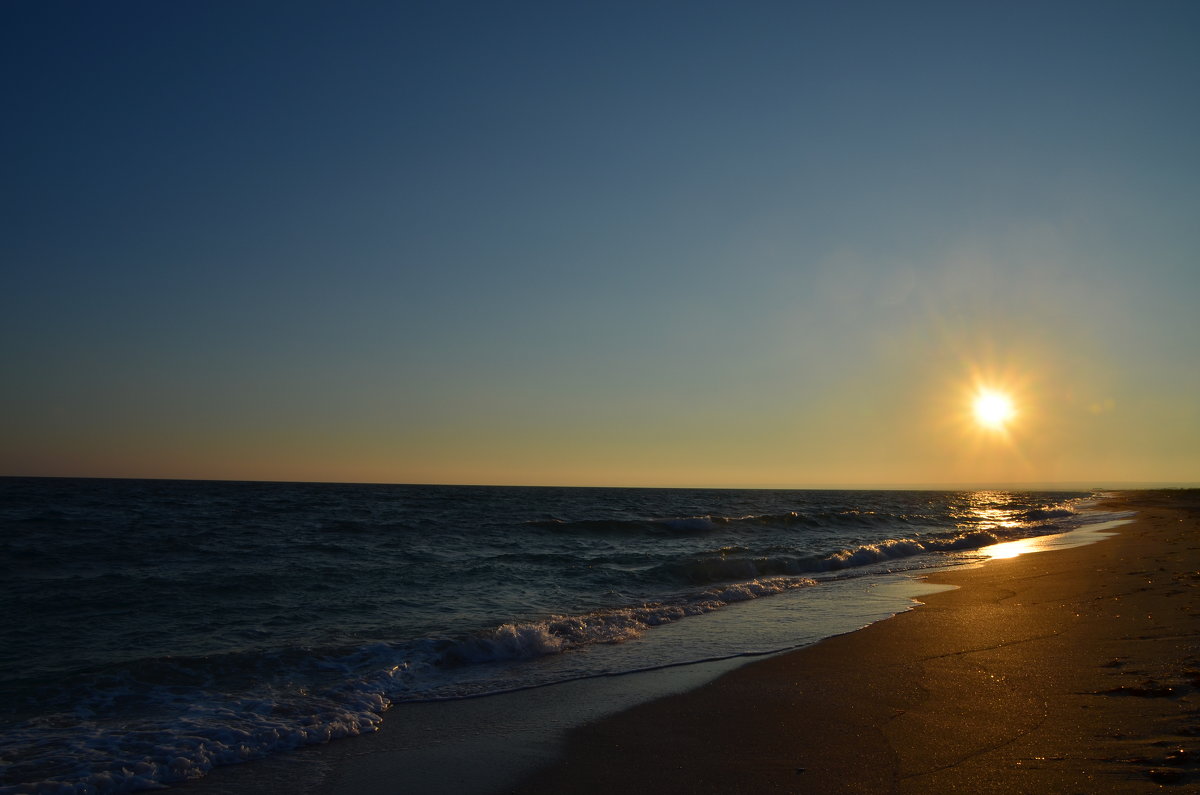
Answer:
[
  {"xmin": 513, "ymin": 490, "xmax": 1200, "ymax": 792},
  {"xmin": 180, "ymin": 491, "xmax": 1200, "ymax": 793}
]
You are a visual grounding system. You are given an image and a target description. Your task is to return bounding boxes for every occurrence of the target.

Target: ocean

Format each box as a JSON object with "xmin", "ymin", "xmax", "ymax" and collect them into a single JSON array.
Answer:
[{"xmin": 0, "ymin": 478, "xmax": 1129, "ymax": 793}]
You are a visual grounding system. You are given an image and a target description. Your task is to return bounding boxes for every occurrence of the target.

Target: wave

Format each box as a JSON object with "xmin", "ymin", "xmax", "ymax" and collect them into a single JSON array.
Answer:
[
  {"xmin": 654, "ymin": 509, "xmax": 1087, "ymax": 586},
  {"xmin": 0, "ymin": 663, "xmax": 390, "ymax": 794},
  {"xmin": 519, "ymin": 499, "xmax": 1084, "ymax": 539},
  {"xmin": 437, "ymin": 576, "xmax": 817, "ymax": 667},
  {"xmin": 522, "ymin": 496, "xmax": 1090, "ymax": 540},
  {"xmin": 525, "ymin": 516, "xmax": 726, "ymax": 534},
  {"xmin": 0, "ymin": 573, "xmax": 817, "ymax": 794},
  {"xmin": 524, "ymin": 509, "xmax": 918, "ymax": 535}
]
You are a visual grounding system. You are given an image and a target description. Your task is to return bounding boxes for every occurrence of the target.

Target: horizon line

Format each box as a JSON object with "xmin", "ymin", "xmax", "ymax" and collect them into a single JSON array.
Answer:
[{"xmin": 3, "ymin": 474, "xmax": 1198, "ymax": 492}]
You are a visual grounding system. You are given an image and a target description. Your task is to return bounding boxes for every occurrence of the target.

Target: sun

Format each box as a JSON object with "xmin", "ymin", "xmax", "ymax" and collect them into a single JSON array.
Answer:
[{"xmin": 973, "ymin": 390, "xmax": 1016, "ymax": 430}]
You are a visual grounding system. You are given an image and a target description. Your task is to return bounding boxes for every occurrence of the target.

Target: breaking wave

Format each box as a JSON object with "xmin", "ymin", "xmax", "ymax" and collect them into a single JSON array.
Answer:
[
  {"xmin": 439, "ymin": 576, "xmax": 817, "ymax": 666},
  {"xmin": 0, "ymin": 574, "xmax": 816, "ymax": 794}
]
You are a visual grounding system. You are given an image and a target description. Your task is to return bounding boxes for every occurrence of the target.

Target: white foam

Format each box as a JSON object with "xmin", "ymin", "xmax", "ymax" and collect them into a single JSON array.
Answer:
[{"xmin": 435, "ymin": 575, "xmax": 819, "ymax": 670}]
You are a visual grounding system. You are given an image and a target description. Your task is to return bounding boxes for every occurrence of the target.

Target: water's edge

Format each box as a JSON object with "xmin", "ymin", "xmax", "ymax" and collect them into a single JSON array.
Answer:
[{"xmin": 187, "ymin": 513, "xmax": 1131, "ymax": 795}]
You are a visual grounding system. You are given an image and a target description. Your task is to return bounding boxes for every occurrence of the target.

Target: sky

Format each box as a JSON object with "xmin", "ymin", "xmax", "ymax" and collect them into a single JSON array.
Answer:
[{"xmin": 2, "ymin": 0, "xmax": 1197, "ymax": 488}]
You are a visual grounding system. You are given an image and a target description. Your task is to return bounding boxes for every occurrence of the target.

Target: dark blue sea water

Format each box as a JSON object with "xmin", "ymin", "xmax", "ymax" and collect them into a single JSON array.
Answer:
[{"xmin": 0, "ymin": 478, "xmax": 1126, "ymax": 793}]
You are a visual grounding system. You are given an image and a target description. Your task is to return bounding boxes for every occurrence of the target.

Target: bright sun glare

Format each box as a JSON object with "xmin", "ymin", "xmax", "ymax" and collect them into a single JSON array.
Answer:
[{"xmin": 973, "ymin": 390, "xmax": 1016, "ymax": 430}]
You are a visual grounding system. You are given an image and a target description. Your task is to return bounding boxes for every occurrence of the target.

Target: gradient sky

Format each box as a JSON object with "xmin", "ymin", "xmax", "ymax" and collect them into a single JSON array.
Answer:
[{"xmin": 3, "ymin": 1, "xmax": 1197, "ymax": 487}]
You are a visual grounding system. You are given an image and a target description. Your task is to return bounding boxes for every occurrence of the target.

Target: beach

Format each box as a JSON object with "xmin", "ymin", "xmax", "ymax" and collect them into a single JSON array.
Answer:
[
  {"xmin": 8, "ymin": 2, "xmax": 1198, "ymax": 792},
  {"xmin": 177, "ymin": 491, "xmax": 1200, "ymax": 794},
  {"xmin": 513, "ymin": 491, "xmax": 1200, "ymax": 793},
  {"xmin": 13, "ymin": 483, "xmax": 1129, "ymax": 793}
]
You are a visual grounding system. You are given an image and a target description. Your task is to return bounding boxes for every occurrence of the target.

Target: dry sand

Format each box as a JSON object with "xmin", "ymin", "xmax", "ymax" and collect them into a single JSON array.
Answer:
[{"xmin": 514, "ymin": 491, "xmax": 1200, "ymax": 793}]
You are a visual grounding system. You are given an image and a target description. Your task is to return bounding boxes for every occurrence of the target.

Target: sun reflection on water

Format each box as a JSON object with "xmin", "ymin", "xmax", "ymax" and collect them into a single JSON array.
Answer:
[
  {"xmin": 958, "ymin": 491, "xmax": 1043, "ymax": 558},
  {"xmin": 957, "ymin": 490, "xmax": 1024, "ymax": 530}
]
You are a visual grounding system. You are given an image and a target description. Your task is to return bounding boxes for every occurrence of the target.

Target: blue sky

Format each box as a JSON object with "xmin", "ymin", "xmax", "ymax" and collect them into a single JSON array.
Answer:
[{"xmin": 3, "ymin": 1, "xmax": 1197, "ymax": 486}]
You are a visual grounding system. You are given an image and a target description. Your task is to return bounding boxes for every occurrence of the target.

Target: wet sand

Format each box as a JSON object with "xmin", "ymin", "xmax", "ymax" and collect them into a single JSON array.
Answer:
[{"xmin": 514, "ymin": 491, "xmax": 1200, "ymax": 793}]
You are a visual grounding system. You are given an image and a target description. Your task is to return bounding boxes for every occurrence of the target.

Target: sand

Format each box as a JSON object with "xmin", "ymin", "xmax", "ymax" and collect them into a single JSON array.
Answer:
[{"xmin": 514, "ymin": 491, "xmax": 1200, "ymax": 793}]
